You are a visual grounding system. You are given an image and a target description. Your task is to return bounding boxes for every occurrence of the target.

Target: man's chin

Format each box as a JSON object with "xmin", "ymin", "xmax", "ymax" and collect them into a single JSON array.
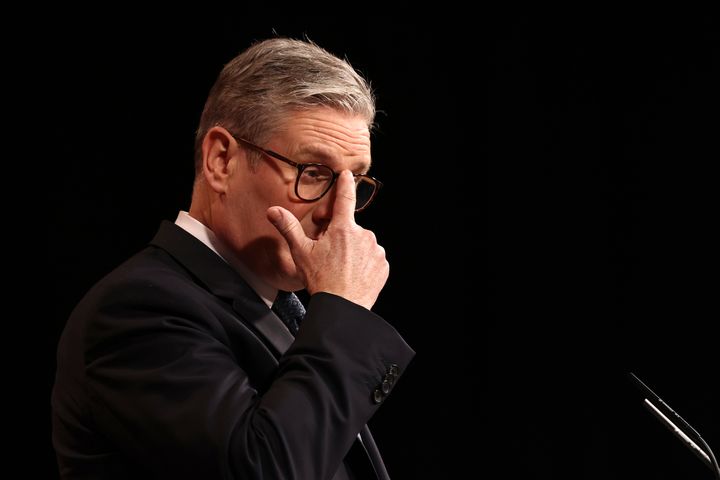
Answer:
[
  {"xmin": 275, "ymin": 258, "xmax": 305, "ymax": 292},
  {"xmin": 281, "ymin": 271, "xmax": 305, "ymax": 292}
]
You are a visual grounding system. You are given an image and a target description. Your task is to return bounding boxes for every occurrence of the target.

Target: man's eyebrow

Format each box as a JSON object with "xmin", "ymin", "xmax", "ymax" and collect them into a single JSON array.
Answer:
[{"xmin": 295, "ymin": 146, "xmax": 372, "ymax": 172}]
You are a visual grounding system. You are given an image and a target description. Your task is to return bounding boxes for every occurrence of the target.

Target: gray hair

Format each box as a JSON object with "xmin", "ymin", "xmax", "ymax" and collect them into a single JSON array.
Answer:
[{"xmin": 194, "ymin": 37, "xmax": 376, "ymax": 174}]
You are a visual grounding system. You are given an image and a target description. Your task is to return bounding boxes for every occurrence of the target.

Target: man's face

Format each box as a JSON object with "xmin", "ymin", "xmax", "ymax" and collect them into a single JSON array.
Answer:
[{"xmin": 219, "ymin": 107, "xmax": 372, "ymax": 291}]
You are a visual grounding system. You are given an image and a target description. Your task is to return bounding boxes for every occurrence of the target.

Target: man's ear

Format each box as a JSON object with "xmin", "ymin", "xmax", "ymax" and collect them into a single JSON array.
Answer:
[{"xmin": 200, "ymin": 126, "xmax": 239, "ymax": 194}]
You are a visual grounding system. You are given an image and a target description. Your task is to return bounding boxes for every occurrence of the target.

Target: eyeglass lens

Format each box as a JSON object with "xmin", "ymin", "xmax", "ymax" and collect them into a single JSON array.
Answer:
[{"xmin": 297, "ymin": 165, "xmax": 375, "ymax": 211}]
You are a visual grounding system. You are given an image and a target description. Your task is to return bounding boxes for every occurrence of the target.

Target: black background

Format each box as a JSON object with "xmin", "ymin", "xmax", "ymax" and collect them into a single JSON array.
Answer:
[{"xmin": 32, "ymin": 10, "xmax": 718, "ymax": 479}]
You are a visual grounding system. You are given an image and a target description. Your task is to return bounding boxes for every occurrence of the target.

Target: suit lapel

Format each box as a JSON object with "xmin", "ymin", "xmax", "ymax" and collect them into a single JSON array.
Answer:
[
  {"xmin": 231, "ymin": 295, "xmax": 294, "ymax": 354},
  {"xmin": 149, "ymin": 221, "xmax": 293, "ymax": 356}
]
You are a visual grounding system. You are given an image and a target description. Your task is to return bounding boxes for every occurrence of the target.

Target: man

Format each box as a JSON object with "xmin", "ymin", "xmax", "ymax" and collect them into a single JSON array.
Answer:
[{"xmin": 52, "ymin": 38, "xmax": 414, "ymax": 480}]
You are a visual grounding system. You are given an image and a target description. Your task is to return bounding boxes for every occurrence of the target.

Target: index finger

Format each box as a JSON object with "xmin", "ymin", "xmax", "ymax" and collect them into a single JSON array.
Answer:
[{"xmin": 331, "ymin": 170, "xmax": 357, "ymax": 224}]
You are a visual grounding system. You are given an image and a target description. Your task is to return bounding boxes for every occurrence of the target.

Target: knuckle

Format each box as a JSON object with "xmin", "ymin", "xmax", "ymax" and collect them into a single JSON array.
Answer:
[
  {"xmin": 349, "ymin": 224, "xmax": 364, "ymax": 236},
  {"xmin": 340, "ymin": 191, "xmax": 355, "ymax": 203}
]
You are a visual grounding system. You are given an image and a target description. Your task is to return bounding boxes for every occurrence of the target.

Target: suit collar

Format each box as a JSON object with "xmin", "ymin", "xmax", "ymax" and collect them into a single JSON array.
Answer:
[
  {"xmin": 174, "ymin": 211, "xmax": 277, "ymax": 307},
  {"xmin": 150, "ymin": 220, "xmax": 294, "ymax": 355}
]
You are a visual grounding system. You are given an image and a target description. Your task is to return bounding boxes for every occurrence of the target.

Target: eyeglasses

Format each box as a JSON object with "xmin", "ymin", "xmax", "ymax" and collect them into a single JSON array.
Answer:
[{"xmin": 231, "ymin": 134, "xmax": 383, "ymax": 212}]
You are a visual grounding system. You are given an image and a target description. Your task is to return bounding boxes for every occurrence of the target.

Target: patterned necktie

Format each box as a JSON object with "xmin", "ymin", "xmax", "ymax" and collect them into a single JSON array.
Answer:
[{"xmin": 271, "ymin": 290, "xmax": 305, "ymax": 335}]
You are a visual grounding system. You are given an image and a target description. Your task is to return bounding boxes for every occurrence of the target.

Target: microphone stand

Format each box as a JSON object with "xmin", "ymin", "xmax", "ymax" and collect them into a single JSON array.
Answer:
[{"xmin": 629, "ymin": 372, "xmax": 720, "ymax": 479}]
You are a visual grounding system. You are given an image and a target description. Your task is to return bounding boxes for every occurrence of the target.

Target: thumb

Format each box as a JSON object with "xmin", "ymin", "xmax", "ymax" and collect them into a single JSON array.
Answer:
[{"xmin": 267, "ymin": 206, "xmax": 309, "ymax": 250}]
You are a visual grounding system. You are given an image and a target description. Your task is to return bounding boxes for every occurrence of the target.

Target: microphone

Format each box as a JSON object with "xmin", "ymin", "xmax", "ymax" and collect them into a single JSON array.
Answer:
[{"xmin": 629, "ymin": 372, "xmax": 720, "ymax": 479}]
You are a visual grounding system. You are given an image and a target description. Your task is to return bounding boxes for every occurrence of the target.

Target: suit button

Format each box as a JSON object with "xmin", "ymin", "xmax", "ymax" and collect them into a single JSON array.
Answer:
[
  {"xmin": 372, "ymin": 388, "xmax": 384, "ymax": 404},
  {"xmin": 389, "ymin": 364, "xmax": 399, "ymax": 376},
  {"xmin": 381, "ymin": 380, "xmax": 391, "ymax": 394}
]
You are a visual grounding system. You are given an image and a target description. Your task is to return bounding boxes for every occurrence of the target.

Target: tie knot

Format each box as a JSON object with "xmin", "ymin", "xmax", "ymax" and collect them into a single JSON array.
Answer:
[{"xmin": 272, "ymin": 291, "xmax": 305, "ymax": 335}]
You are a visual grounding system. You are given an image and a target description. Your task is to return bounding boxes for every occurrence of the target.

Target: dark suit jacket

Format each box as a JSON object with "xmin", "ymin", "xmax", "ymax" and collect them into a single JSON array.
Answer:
[{"xmin": 52, "ymin": 221, "xmax": 414, "ymax": 479}]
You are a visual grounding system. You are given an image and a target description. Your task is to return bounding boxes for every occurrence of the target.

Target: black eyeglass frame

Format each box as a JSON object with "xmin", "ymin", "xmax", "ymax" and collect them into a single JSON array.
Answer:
[{"xmin": 230, "ymin": 134, "xmax": 383, "ymax": 212}]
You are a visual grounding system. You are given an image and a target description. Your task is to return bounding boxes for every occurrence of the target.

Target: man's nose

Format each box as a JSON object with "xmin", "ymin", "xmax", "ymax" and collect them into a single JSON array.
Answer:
[{"xmin": 311, "ymin": 183, "xmax": 338, "ymax": 223}]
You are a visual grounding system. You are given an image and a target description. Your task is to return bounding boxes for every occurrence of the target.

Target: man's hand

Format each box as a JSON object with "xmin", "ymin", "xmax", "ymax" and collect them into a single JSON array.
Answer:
[{"xmin": 267, "ymin": 170, "xmax": 388, "ymax": 310}]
